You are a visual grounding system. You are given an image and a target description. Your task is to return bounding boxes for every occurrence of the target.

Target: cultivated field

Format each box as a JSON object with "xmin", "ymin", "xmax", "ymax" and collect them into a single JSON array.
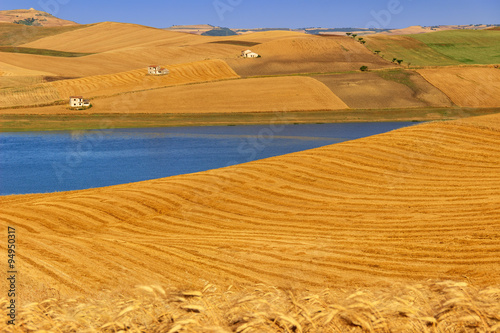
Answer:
[
  {"xmin": 365, "ymin": 30, "xmax": 500, "ymax": 66},
  {"xmin": 417, "ymin": 67, "xmax": 500, "ymax": 107},
  {"xmin": 0, "ymin": 60, "xmax": 239, "ymax": 108},
  {"xmin": 0, "ymin": 76, "xmax": 347, "ymax": 114},
  {"xmin": 1, "ymin": 282, "xmax": 500, "ymax": 332},
  {"xmin": 313, "ymin": 70, "xmax": 452, "ymax": 109},
  {"xmin": 1, "ymin": 113, "xmax": 499, "ymax": 301},
  {"xmin": 226, "ymin": 35, "xmax": 394, "ymax": 76}
]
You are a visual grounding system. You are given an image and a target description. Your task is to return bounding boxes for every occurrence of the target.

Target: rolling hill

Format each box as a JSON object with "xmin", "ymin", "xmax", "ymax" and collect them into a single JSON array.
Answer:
[
  {"xmin": 0, "ymin": 59, "xmax": 240, "ymax": 108},
  {"xmin": 0, "ymin": 8, "xmax": 77, "ymax": 27},
  {"xmin": 226, "ymin": 34, "xmax": 394, "ymax": 76},
  {"xmin": 1, "ymin": 113, "xmax": 499, "ymax": 301},
  {"xmin": 417, "ymin": 67, "xmax": 500, "ymax": 107},
  {"xmin": 365, "ymin": 29, "xmax": 500, "ymax": 66}
]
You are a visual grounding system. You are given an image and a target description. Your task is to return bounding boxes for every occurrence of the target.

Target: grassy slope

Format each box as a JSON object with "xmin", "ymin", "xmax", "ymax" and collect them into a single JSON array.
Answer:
[
  {"xmin": 365, "ymin": 30, "xmax": 500, "ymax": 66},
  {"xmin": 410, "ymin": 30, "xmax": 500, "ymax": 64}
]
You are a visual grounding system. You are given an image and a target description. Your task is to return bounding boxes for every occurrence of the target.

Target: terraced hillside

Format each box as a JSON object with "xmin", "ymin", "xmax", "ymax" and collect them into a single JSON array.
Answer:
[
  {"xmin": 1, "ymin": 113, "xmax": 499, "ymax": 300},
  {"xmin": 0, "ymin": 59, "xmax": 239, "ymax": 108},
  {"xmin": 365, "ymin": 30, "xmax": 500, "ymax": 66}
]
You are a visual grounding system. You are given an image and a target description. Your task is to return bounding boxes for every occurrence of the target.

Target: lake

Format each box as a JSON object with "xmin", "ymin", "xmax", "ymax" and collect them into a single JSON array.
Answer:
[{"xmin": 0, "ymin": 122, "xmax": 418, "ymax": 195}]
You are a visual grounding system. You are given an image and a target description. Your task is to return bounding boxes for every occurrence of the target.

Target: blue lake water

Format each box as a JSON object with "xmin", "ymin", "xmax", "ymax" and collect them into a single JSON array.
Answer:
[{"xmin": 0, "ymin": 122, "xmax": 418, "ymax": 195}]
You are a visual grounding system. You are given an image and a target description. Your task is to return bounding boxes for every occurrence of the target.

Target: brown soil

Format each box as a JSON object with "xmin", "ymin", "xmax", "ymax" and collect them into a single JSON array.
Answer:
[{"xmin": 313, "ymin": 71, "xmax": 453, "ymax": 109}]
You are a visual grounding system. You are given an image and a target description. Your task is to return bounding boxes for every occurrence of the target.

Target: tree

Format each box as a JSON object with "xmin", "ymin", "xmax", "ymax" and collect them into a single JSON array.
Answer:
[
  {"xmin": 358, "ymin": 37, "xmax": 364, "ymax": 41},
  {"xmin": 374, "ymin": 50, "xmax": 381, "ymax": 55},
  {"xmin": 392, "ymin": 58, "xmax": 397, "ymax": 63},
  {"xmin": 346, "ymin": 32, "xmax": 352, "ymax": 36},
  {"xmin": 360, "ymin": 40, "xmax": 366, "ymax": 44},
  {"xmin": 397, "ymin": 59, "xmax": 403, "ymax": 65},
  {"xmin": 360, "ymin": 65, "xmax": 368, "ymax": 71},
  {"xmin": 352, "ymin": 34, "xmax": 358, "ymax": 38}
]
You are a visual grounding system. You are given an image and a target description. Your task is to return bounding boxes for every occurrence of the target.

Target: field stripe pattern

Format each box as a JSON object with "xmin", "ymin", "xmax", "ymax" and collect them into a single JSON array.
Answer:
[{"xmin": 1, "ymin": 114, "xmax": 499, "ymax": 298}]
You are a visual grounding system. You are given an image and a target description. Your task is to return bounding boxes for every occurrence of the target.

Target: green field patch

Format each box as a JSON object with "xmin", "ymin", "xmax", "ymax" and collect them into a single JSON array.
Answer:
[
  {"xmin": 0, "ymin": 46, "xmax": 93, "ymax": 57},
  {"xmin": 375, "ymin": 69, "xmax": 417, "ymax": 91},
  {"xmin": 366, "ymin": 30, "xmax": 500, "ymax": 66},
  {"xmin": 410, "ymin": 30, "xmax": 500, "ymax": 65}
]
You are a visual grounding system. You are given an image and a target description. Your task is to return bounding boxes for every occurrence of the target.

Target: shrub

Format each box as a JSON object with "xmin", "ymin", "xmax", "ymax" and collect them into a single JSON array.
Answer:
[{"xmin": 360, "ymin": 65, "xmax": 368, "ymax": 71}]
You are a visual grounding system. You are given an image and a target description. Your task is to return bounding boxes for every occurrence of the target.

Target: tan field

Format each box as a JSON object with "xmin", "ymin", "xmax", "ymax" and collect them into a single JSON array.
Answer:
[
  {"xmin": 0, "ymin": 9, "xmax": 77, "ymax": 27},
  {"xmin": 21, "ymin": 22, "xmax": 206, "ymax": 53},
  {"xmin": 0, "ymin": 42, "xmax": 242, "ymax": 78},
  {"xmin": 2, "ymin": 17, "xmax": 500, "ymax": 331},
  {"xmin": 225, "ymin": 35, "xmax": 394, "ymax": 76},
  {"xmin": 417, "ymin": 67, "xmax": 500, "ymax": 107},
  {"xmin": 1, "ymin": 76, "xmax": 347, "ymax": 114},
  {"xmin": 1, "ymin": 113, "xmax": 499, "ymax": 302},
  {"xmin": 0, "ymin": 59, "xmax": 239, "ymax": 108},
  {"xmin": 313, "ymin": 71, "xmax": 453, "ymax": 109}
]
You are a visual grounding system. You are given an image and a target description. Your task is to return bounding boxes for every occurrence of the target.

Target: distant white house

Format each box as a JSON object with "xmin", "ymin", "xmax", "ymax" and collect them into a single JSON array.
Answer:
[
  {"xmin": 241, "ymin": 49, "xmax": 260, "ymax": 58},
  {"xmin": 148, "ymin": 65, "xmax": 170, "ymax": 75},
  {"xmin": 69, "ymin": 96, "xmax": 90, "ymax": 108}
]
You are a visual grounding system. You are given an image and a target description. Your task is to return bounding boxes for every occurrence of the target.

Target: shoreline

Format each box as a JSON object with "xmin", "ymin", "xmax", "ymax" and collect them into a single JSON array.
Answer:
[{"xmin": 1, "ymin": 107, "xmax": 499, "ymax": 132}]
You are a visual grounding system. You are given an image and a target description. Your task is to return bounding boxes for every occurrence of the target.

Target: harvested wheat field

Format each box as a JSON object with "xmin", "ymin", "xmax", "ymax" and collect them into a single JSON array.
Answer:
[
  {"xmin": 226, "ymin": 35, "xmax": 394, "ymax": 76},
  {"xmin": 1, "ymin": 113, "xmax": 499, "ymax": 302},
  {"xmin": 0, "ymin": 41, "xmax": 241, "ymax": 78},
  {"xmin": 0, "ymin": 59, "xmax": 239, "ymax": 108},
  {"xmin": 418, "ymin": 67, "xmax": 500, "ymax": 107},
  {"xmin": 21, "ymin": 22, "xmax": 206, "ymax": 53},
  {"xmin": 313, "ymin": 71, "xmax": 452, "ymax": 109},
  {"xmin": 1, "ymin": 76, "xmax": 347, "ymax": 114}
]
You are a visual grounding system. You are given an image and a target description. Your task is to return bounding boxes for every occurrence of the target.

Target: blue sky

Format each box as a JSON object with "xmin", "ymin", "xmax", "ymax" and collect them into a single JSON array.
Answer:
[{"xmin": 2, "ymin": 0, "xmax": 499, "ymax": 29}]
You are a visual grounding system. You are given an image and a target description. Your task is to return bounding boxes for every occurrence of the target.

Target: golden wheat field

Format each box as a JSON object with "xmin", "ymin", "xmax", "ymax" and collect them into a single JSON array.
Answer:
[
  {"xmin": 1, "ymin": 113, "xmax": 500, "ymax": 331},
  {"xmin": 1, "ymin": 281, "xmax": 500, "ymax": 332},
  {"xmin": 0, "ymin": 59, "xmax": 239, "ymax": 108},
  {"xmin": 3, "ymin": 76, "xmax": 347, "ymax": 114},
  {"xmin": 225, "ymin": 35, "xmax": 394, "ymax": 76},
  {"xmin": 1, "ymin": 113, "xmax": 499, "ymax": 296},
  {"xmin": 20, "ymin": 22, "xmax": 206, "ymax": 53},
  {"xmin": 417, "ymin": 67, "xmax": 500, "ymax": 107}
]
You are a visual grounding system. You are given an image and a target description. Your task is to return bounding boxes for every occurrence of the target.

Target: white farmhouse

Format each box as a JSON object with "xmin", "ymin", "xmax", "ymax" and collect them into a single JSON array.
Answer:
[
  {"xmin": 69, "ymin": 96, "xmax": 90, "ymax": 108},
  {"xmin": 241, "ymin": 49, "xmax": 260, "ymax": 58},
  {"xmin": 148, "ymin": 65, "xmax": 170, "ymax": 75}
]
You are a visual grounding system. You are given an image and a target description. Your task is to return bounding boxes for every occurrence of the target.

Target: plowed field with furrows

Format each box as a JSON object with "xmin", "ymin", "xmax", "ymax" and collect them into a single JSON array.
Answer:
[
  {"xmin": 0, "ymin": 59, "xmax": 239, "ymax": 108},
  {"xmin": 1, "ymin": 114, "xmax": 499, "ymax": 299}
]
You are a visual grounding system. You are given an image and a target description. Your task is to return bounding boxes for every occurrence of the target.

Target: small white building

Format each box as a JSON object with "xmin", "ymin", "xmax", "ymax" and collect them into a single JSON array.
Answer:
[
  {"xmin": 241, "ymin": 49, "xmax": 260, "ymax": 58},
  {"xmin": 69, "ymin": 96, "xmax": 90, "ymax": 108},
  {"xmin": 148, "ymin": 65, "xmax": 170, "ymax": 75}
]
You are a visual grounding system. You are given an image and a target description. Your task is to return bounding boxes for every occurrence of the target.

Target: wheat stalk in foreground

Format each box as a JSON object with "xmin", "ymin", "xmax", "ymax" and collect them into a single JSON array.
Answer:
[{"xmin": 1, "ymin": 280, "xmax": 499, "ymax": 332}]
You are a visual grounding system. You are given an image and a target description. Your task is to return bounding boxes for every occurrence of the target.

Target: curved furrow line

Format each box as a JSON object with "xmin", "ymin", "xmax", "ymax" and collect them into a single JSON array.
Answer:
[
  {"xmin": 128, "ymin": 242, "xmax": 274, "ymax": 286},
  {"xmin": 149, "ymin": 243, "xmax": 327, "ymax": 287},
  {"xmin": 18, "ymin": 253, "xmax": 86, "ymax": 293},
  {"xmin": 32, "ymin": 202, "xmax": 114, "ymax": 227}
]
